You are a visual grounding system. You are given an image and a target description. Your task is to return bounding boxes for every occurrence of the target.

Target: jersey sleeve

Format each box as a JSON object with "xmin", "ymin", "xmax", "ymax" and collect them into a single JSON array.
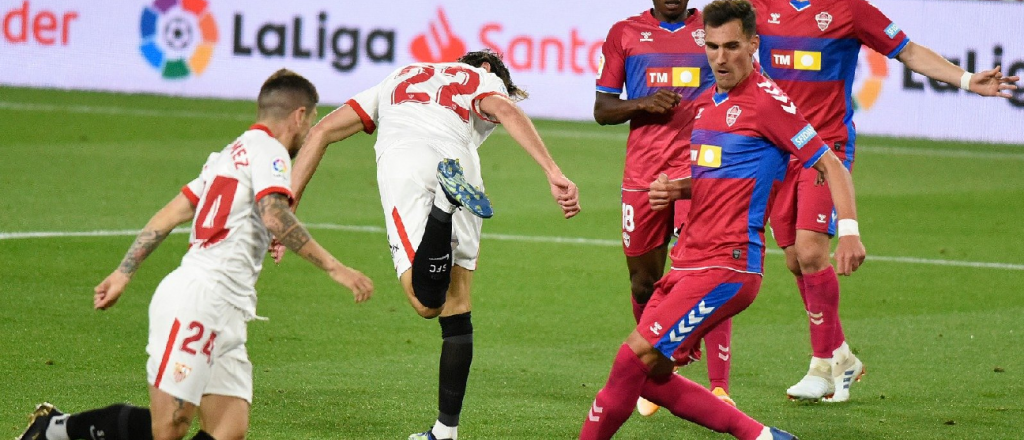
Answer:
[
  {"xmin": 471, "ymin": 71, "xmax": 509, "ymax": 124},
  {"xmin": 347, "ymin": 82, "xmax": 384, "ymax": 134},
  {"xmin": 596, "ymin": 21, "xmax": 627, "ymax": 95},
  {"xmin": 850, "ymin": 0, "xmax": 910, "ymax": 59},
  {"xmin": 250, "ymin": 143, "xmax": 294, "ymax": 205},
  {"xmin": 757, "ymin": 84, "xmax": 829, "ymax": 168},
  {"xmin": 181, "ymin": 152, "xmax": 218, "ymax": 206}
]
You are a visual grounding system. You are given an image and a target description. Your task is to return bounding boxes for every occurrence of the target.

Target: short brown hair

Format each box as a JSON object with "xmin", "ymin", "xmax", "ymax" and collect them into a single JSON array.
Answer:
[
  {"xmin": 257, "ymin": 69, "xmax": 319, "ymax": 120},
  {"xmin": 703, "ymin": 0, "xmax": 757, "ymax": 38},
  {"xmin": 458, "ymin": 49, "xmax": 528, "ymax": 101}
]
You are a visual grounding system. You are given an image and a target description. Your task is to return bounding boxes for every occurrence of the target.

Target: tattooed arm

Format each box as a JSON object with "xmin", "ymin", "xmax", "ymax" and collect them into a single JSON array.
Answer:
[
  {"xmin": 94, "ymin": 193, "xmax": 197, "ymax": 310},
  {"xmin": 257, "ymin": 193, "xmax": 374, "ymax": 302}
]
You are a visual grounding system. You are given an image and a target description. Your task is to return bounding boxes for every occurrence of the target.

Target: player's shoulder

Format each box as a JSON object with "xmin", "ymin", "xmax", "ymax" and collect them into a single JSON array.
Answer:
[{"xmin": 608, "ymin": 10, "xmax": 651, "ymax": 34}]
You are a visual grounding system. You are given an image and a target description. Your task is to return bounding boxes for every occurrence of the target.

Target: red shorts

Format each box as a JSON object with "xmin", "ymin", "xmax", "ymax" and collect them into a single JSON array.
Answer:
[
  {"xmin": 621, "ymin": 190, "xmax": 690, "ymax": 257},
  {"xmin": 769, "ymin": 160, "xmax": 851, "ymax": 248},
  {"xmin": 637, "ymin": 268, "xmax": 761, "ymax": 362}
]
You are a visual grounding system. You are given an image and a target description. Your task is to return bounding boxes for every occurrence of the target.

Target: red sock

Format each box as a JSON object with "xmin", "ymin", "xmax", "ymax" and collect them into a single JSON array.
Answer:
[
  {"xmin": 704, "ymin": 319, "xmax": 733, "ymax": 391},
  {"xmin": 631, "ymin": 295, "xmax": 646, "ymax": 324},
  {"xmin": 641, "ymin": 373, "xmax": 764, "ymax": 440},
  {"xmin": 580, "ymin": 344, "xmax": 648, "ymax": 440},
  {"xmin": 803, "ymin": 266, "xmax": 842, "ymax": 358}
]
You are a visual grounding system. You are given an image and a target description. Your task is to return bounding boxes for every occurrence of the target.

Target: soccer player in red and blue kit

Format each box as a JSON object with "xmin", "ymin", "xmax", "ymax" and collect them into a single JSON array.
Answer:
[
  {"xmin": 595, "ymin": 0, "xmax": 736, "ymax": 412},
  {"xmin": 751, "ymin": 0, "xmax": 1020, "ymax": 402},
  {"xmin": 580, "ymin": 1, "xmax": 865, "ymax": 438}
]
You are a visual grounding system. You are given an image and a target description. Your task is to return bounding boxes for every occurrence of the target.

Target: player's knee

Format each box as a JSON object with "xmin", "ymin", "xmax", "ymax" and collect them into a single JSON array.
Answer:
[
  {"xmin": 795, "ymin": 247, "xmax": 830, "ymax": 273},
  {"xmin": 439, "ymin": 312, "xmax": 473, "ymax": 339},
  {"xmin": 152, "ymin": 422, "xmax": 190, "ymax": 440},
  {"xmin": 629, "ymin": 272, "xmax": 658, "ymax": 302},
  {"xmin": 413, "ymin": 303, "xmax": 443, "ymax": 319}
]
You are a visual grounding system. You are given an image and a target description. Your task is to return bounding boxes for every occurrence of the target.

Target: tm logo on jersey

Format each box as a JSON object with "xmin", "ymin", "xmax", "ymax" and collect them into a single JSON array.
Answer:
[
  {"xmin": 791, "ymin": 124, "xmax": 818, "ymax": 150},
  {"xmin": 770, "ymin": 50, "xmax": 821, "ymax": 71},
  {"xmin": 646, "ymin": 67, "xmax": 702, "ymax": 87}
]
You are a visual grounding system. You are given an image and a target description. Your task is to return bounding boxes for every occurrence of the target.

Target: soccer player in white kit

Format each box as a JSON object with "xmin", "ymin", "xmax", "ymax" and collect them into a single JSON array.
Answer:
[
  {"xmin": 289, "ymin": 50, "xmax": 581, "ymax": 440},
  {"xmin": 17, "ymin": 69, "xmax": 374, "ymax": 440}
]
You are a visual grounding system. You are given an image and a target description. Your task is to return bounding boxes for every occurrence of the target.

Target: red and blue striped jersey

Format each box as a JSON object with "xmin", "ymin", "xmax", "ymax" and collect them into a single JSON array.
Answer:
[
  {"xmin": 753, "ymin": 0, "xmax": 910, "ymax": 166},
  {"xmin": 671, "ymin": 70, "xmax": 830, "ymax": 274},
  {"xmin": 596, "ymin": 9, "xmax": 714, "ymax": 189}
]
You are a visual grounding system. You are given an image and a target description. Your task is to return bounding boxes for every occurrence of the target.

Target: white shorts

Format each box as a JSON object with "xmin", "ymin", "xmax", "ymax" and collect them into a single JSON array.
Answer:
[
  {"xmin": 377, "ymin": 141, "xmax": 483, "ymax": 277},
  {"xmin": 146, "ymin": 267, "xmax": 253, "ymax": 405}
]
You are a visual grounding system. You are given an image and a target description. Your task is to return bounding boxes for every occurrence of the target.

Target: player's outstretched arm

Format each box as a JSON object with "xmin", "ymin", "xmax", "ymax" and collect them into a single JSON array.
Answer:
[
  {"xmin": 811, "ymin": 151, "xmax": 866, "ymax": 276},
  {"xmin": 94, "ymin": 193, "xmax": 196, "ymax": 310},
  {"xmin": 897, "ymin": 42, "xmax": 1020, "ymax": 98},
  {"xmin": 594, "ymin": 90, "xmax": 683, "ymax": 125},
  {"xmin": 478, "ymin": 94, "xmax": 581, "ymax": 219},
  {"xmin": 291, "ymin": 105, "xmax": 367, "ymax": 207},
  {"xmin": 257, "ymin": 193, "xmax": 374, "ymax": 302},
  {"xmin": 649, "ymin": 174, "xmax": 692, "ymax": 211}
]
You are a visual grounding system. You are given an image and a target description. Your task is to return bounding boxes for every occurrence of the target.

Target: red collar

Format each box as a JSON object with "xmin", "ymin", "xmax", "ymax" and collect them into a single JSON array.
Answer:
[{"xmin": 249, "ymin": 124, "xmax": 274, "ymax": 137}]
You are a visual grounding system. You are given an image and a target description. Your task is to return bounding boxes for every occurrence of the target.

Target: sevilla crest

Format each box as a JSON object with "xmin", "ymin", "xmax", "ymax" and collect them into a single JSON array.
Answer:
[
  {"xmin": 726, "ymin": 105, "xmax": 742, "ymax": 127},
  {"xmin": 173, "ymin": 362, "xmax": 192, "ymax": 383},
  {"xmin": 692, "ymin": 29, "xmax": 706, "ymax": 47},
  {"xmin": 815, "ymin": 12, "xmax": 833, "ymax": 31}
]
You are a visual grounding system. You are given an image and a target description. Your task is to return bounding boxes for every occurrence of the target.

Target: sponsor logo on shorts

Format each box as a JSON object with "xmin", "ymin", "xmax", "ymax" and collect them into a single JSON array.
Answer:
[
  {"xmin": 650, "ymin": 322, "xmax": 663, "ymax": 336},
  {"xmin": 791, "ymin": 124, "xmax": 817, "ymax": 150}
]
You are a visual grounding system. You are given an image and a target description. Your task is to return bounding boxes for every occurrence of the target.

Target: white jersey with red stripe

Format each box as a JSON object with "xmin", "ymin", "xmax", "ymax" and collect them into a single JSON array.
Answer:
[
  {"xmin": 179, "ymin": 124, "xmax": 293, "ymax": 317},
  {"xmin": 346, "ymin": 62, "xmax": 508, "ymax": 162}
]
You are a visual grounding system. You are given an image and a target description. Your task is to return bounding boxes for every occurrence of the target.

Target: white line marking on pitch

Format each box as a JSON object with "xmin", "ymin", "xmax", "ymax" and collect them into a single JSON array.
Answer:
[
  {"xmin": 3, "ymin": 101, "xmax": 1021, "ymax": 160},
  {"xmin": 2, "ymin": 224, "xmax": 1022, "ymax": 271}
]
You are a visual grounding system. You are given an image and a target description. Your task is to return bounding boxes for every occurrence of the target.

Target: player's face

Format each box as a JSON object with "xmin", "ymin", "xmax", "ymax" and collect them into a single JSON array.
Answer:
[
  {"xmin": 288, "ymin": 107, "xmax": 317, "ymax": 158},
  {"xmin": 704, "ymin": 19, "xmax": 758, "ymax": 92},
  {"xmin": 652, "ymin": 0, "xmax": 688, "ymax": 21}
]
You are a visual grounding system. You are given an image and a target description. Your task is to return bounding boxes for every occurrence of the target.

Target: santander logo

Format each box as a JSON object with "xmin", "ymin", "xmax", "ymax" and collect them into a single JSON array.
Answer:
[
  {"xmin": 410, "ymin": 8, "xmax": 466, "ymax": 63},
  {"xmin": 409, "ymin": 7, "xmax": 603, "ymax": 75}
]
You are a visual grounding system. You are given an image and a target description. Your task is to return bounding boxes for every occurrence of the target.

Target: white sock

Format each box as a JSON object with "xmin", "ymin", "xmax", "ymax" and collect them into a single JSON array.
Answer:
[
  {"xmin": 832, "ymin": 341, "xmax": 851, "ymax": 361},
  {"xmin": 433, "ymin": 184, "xmax": 457, "ymax": 214},
  {"xmin": 47, "ymin": 414, "xmax": 71, "ymax": 440},
  {"xmin": 755, "ymin": 426, "xmax": 773, "ymax": 440},
  {"xmin": 810, "ymin": 356, "xmax": 832, "ymax": 374},
  {"xmin": 431, "ymin": 420, "xmax": 457, "ymax": 440}
]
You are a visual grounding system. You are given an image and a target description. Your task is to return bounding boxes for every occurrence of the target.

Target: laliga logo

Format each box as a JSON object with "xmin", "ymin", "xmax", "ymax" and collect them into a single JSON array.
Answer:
[
  {"xmin": 410, "ymin": 7, "xmax": 466, "ymax": 63},
  {"xmin": 853, "ymin": 48, "xmax": 889, "ymax": 111},
  {"xmin": 139, "ymin": 0, "xmax": 218, "ymax": 79}
]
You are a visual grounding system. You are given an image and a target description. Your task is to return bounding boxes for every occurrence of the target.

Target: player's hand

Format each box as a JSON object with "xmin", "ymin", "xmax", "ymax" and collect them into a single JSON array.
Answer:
[
  {"xmin": 969, "ymin": 65, "xmax": 1020, "ymax": 99},
  {"xmin": 649, "ymin": 174, "xmax": 690, "ymax": 211},
  {"xmin": 94, "ymin": 271, "xmax": 131, "ymax": 310},
  {"xmin": 834, "ymin": 235, "xmax": 866, "ymax": 276},
  {"xmin": 548, "ymin": 174, "xmax": 581, "ymax": 219},
  {"xmin": 329, "ymin": 265, "xmax": 374, "ymax": 303},
  {"xmin": 268, "ymin": 239, "xmax": 286, "ymax": 264},
  {"xmin": 637, "ymin": 89, "xmax": 682, "ymax": 114}
]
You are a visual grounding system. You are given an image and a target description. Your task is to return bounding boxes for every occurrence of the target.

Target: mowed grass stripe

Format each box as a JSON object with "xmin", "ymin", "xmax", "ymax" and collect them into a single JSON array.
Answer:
[{"xmin": 3, "ymin": 225, "xmax": 1023, "ymax": 271}]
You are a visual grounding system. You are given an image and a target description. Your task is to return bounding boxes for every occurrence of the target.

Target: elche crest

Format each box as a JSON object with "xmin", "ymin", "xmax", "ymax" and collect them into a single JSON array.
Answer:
[
  {"xmin": 726, "ymin": 105, "xmax": 742, "ymax": 127},
  {"xmin": 692, "ymin": 29, "xmax": 705, "ymax": 47},
  {"xmin": 815, "ymin": 12, "xmax": 833, "ymax": 31}
]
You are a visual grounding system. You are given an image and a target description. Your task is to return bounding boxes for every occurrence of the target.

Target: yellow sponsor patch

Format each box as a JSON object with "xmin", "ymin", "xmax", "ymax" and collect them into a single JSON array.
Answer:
[
  {"xmin": 696, "ymin": 145, "xmax": 722, "ymax": 168},
  {"xmin": 671, "ymin": 67, "xmax": 702, "ymax": 87},
  {"xmin": 793, "ymin": 51, "xmax": 821, "ymax": 71}
]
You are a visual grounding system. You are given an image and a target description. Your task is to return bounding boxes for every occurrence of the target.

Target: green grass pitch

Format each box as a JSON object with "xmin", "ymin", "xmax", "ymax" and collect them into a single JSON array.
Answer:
[{"xmin": 1, "ymin": 86, "xmax": 1023, "ymax": 439}]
